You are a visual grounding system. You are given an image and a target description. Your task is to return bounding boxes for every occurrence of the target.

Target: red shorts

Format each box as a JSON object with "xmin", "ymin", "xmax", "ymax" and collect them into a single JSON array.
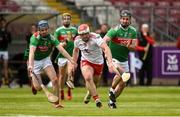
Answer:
[{"xmin": 81, "ymin": 60, "xmax": 104, "ymax": 76}]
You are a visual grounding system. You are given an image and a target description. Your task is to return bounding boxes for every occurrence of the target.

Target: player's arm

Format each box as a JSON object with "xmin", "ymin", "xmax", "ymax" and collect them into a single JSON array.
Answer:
[
  {"xmin": 28, "ymin": 35, "xmax": 37, "ymax": 73},
  {"xmin": 28, "ymin": 46, "xmax": 36, "ymax": 73},
  {"xmin": 100, "ymin": 42, "xmax": 112, "ymax": 64},
  {"xmin": 72, "ymin": 47, "xmax": 79, "ymax": 63},
  {"xmin": 126, "ymin": 30, "xmax": 138, "ymax": 51},
  {"xmin": 72, "ymin": 38, "xmax": 80, "ymax": 63},
  {"xmin": 54, "ymin": 31, "xmax": 67, "ymax": 47},
  {"xmin": 103, "ymin": 27, "xmax": 116, "ymax": 43},
  {"xmin": 103, "ymin": 35, "xmax": 111, "ymax": 43},
  {"xmin": 100, "ymin": 42, "xmax": 120, "ymax": 76},
  {"xmin": 126, "ymin": 39, "xmax": 138, "ymax": 51},
  {"xmin": 56, "ymin": 44, "xmax": 75, "ymax": 64}
]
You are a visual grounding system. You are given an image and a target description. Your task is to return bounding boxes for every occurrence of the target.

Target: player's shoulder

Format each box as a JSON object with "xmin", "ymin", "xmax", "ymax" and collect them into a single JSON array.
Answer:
[
  {"xmin": 49, "ymin": 34, "xmax": 56, "ymax": 40},
  {"xmin": 70, "ymin": 26, "xmax": 77, "ymax": 30},
  {"xmin": 55, "ymin": 26, "xmax": 64, "ymax": 32},
  {"xmin": 74, "ymin": 35, "xmax": 81, "ymax": 42},
  {"xmin": 90, "ymin": 32, "xmax": 101, "ymax": 39},
  {"xmin": 111, "ymin": 24, "xmax": 120, "ymax": 31},
  {"xmin": 33, "ymin": 31, "xmax": 40, "ymax": 39},
  {"xmin": 128, "ymin": 25, "xmax": 137, "ymax": 32}
]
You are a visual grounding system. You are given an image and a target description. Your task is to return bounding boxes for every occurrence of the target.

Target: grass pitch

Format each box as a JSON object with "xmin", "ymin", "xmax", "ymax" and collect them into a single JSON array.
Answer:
[{"xmin": 0, "ymin": 86, "xmax": 180, "ymax": 116}]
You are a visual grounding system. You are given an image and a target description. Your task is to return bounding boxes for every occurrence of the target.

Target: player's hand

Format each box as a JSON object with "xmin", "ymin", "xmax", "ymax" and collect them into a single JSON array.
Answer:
[
  {"xmin": 28, "ymin": 65, "xmax": 33, "ymax": 76},
  {"xmin": 126, "ymin": 40, "xmax": 132, "ymax": 47},
  {"xmin": 70, "ymin": 60, "xmax": 78, "ymax": 72},
  {"xmin": 60, "ymin": 41, "xmax": 67, "ymax": 47},
  {"xmin": 108, "ymin": 62, "xmax": 120, "ymax": 76},
  {"xmin": 126, "ymin": 39, "xmax": 137, "ymax": 50},
  {"xmin": 120, "ymin": 40, "xmax": 129, "ymax": 46}
]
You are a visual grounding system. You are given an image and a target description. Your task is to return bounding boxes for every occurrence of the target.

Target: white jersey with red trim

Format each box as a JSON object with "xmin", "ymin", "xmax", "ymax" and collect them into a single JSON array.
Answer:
[{"xmin": 74, "ymin": 32, "xmax": 104, "ymax": 64}]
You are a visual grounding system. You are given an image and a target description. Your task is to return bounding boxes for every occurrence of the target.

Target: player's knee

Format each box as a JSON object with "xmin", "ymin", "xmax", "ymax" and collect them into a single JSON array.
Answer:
[
  {"xmin": 32, "ymin": 79, "xmax": 42, "ymax": 91},
  {"xmin": 34, "ymin": 84, "xmax": 42, "ymax": 91},
  {"xmin": 119, "ymin": 80, "xmax": 126, "ymax": 87},
  {"xmin": 84, "ymin": 76, "xmax": 92, "ymax": 82},
  {"xmin": 51, "ymin": 77, "xmax": 58, "ymax": 85}
]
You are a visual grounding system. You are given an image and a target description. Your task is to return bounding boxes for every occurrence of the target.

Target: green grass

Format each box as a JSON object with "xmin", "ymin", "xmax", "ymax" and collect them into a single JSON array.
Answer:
[{"xmin": 0, "ymin": 86, "xmax": 180, "ymax": 116}]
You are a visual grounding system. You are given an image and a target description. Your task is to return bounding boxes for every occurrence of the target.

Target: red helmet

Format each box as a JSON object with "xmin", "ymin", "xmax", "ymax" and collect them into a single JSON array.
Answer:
[{"xmin": 78, "ymin": 24, "xmax": 90, "ymax": 34}]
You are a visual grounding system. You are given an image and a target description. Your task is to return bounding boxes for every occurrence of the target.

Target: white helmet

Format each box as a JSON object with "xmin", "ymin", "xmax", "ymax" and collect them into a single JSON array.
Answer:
[{"xmin": 78, "ymin": 24, "xmax": 90, "ymax": 34}]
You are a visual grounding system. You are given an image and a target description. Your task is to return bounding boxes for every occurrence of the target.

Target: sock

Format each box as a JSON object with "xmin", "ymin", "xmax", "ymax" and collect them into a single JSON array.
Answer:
[
  {"xmin": 110, "ymin": 87, "xmax": 115, "ymax": 94},
  {"xmin": 67, "ymin": 88, "xmax": 71, "ymax": 97},
  {"xmin": 60, "ymin": 90, "xmax": 64, "ymax": 100},
  {"xmin": 61, "ymin": 90, "xmax": 64, "ymax": 94},
  {"xmin": 93, "ymin": 95, "xmax": 99, "ymax": 101},
  {"xmin": 109, "ymin": 100, "xmax": 114, "ymax": 104}
]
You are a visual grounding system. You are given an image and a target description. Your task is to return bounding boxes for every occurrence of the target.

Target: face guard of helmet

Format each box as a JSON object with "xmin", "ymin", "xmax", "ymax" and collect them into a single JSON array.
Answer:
[
  {"xmin": 120, "ymin": 10, "xmax": 131, "ymax": 29},
  {"xmin": 38, "ymin": 20, "xmax": 49, "ymax": 37},
  {"xmin": 78, "ymin": 24, "xmax": 90, "ymax": 42},
  {"xmin": 62, "ymin": 13, "xmax": 71, "ymax": 27}
]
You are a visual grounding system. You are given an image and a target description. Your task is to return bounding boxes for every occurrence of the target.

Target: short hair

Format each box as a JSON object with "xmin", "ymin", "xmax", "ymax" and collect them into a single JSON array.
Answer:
[{"xmin": 62, "ymin": 13, "xmax": 71, "ymax": 18}]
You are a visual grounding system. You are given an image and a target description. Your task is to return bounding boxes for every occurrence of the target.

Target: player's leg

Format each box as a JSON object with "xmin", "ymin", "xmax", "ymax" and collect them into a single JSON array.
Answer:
[
  {"xmin": 30, "ymin": 59, "xmax": 44, "ymax": 94},
  {"xmin": 31, "ymin": 73, "xmax": 42, "ymax": 91},
  {"xmin": 84, "ymin": 75, "xmax": 101, "ymax": 104},
  {"xmin": 58, "ymin": 66, "xmax": 66, "ymax": 100},
  {"xmin": 108, "ymin": 74, "xmax": 119, "ymax": 108},
  {"xmin": 66, "ymin": 61, "xmax": 74, "ymax": 100},
  {"xmin": 66, "ymin": 61, "xmax": 75, "ymax": 89},
  {"xmin": 44, "ymin": 65, "xmax": 63, "ymax": 108},
  {"xmin": 114, "ymin": 79, "xmax": 126, "ymax": 98},
  {"xmin": 108, "ymin": 62, "xmax": 123, "ymax": 103},
  {"xmin": 81, "ymin": 61, "xmax": 103, "ymax": 108},
  {"xmin": 92, "ymin": 63, "xmax": 103, "ymax": 108},
  {"xmin": 93, "ymin": 75, "xmax": 103, "ymax": 108},
  {"xmin": 108, "ymin": 60, "xmax": 130, "ymax": 109},
  {"xmin": 57, "ymin": 58, "xmax": 67, "ymax": 100},
  {"xmin": 81, "ymin": 65, "xmax": 102, "ymax": 108}
]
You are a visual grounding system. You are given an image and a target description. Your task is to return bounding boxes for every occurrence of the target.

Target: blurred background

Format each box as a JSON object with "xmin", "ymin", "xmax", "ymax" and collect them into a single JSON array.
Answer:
[{"xmin": 0, "ymin": 0, "xmax": 179, "ymax": 88}]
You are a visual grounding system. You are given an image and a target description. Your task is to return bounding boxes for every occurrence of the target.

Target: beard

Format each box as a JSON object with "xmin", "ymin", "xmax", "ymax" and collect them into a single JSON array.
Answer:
[
  {"xmin": 121, "ymin": 22, "xmax": 131, "ymax": 29},
  {"xmin": 63, "ymin": 23, "xmax": 70, "ymax": 27},
  {"xmin": 41, "ymin": 34, "xmax": 50, "ymax": 39},
  {"xmin": 82, "ymin": 38, "xmax": 89, "ymax": 42},
  {"xmin": 121, "ymin": 24, "xmax": 129, "ymax": 29}
]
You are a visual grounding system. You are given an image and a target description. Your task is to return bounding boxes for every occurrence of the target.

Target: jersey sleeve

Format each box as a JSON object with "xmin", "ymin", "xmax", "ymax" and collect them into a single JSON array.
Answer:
[
  {"xmin": 132, "ymin": 29, "xmax": 137, "ymax": 39},
  {"xmin": 54, "ymin": 30, "xmax": 59, "ymax": 40},
  {"xmin": 95, "ymin": 34, "xmax": 105, "ymax": 46},
  {"xmin": 54, "ymin": 29, "xmax": 65, "ymax": 42},
  {"xmin": 74, "ymin": 37, "xmax": 78, "ymax": 48},
  {"xmin": 50, "ymin": 34, "xmax": 60, "ymax": 47},
  {"xmin": 30, "ymin": 34, "xmax": 38, "ymax": 47},
  {"xmin": 74, "ymin": 29, "xmax": 78, "ymax": 40},
  {"xmin": 106, "ymin": 28, "xmax": 116, "ymax": 39}
]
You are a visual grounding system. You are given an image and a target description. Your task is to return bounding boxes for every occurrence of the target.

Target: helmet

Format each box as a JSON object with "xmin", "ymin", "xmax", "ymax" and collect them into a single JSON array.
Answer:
[
  {"xmin": 78, "ymin": 24, "xmax": 90, "ymax": 34},
  {"xmin": 120, "ymin": 10, "xmax": 131, "ymax": 28},
  {"xmin": 38, "ymin": 20, "xmax": 49, "ymax": 29},
  {"xmin": 120, "ymin": 10, "xmax": 131, "ymax": 18}
]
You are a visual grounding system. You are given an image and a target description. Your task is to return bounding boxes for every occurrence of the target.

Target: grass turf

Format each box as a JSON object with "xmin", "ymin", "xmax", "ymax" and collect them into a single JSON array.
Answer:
[{"xmin": 0, "ymin": 86, "xmax": 180, "ymax": 116}]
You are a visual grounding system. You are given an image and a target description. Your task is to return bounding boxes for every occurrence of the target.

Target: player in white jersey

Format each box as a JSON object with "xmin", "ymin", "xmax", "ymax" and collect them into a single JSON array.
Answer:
[{"xmin": 72, "ymin": 24, "xmax": 119, "ymax": 108}]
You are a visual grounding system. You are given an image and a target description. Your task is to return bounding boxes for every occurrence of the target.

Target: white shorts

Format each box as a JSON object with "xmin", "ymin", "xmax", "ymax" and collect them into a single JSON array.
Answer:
[
  {"xmin": 33, "ymin": 57, "xmax": 52, "ymax": 74},
  {"xmin": 57, "ymin": 58, "xmax": 68, "ymax": 67},
  {"xmin": 0, "ymin": 51, "xmax": 8, "ymax": 60},
  {"xmin": 112, "ymin": 58, "xmax": 129, "ymax": 72}
]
